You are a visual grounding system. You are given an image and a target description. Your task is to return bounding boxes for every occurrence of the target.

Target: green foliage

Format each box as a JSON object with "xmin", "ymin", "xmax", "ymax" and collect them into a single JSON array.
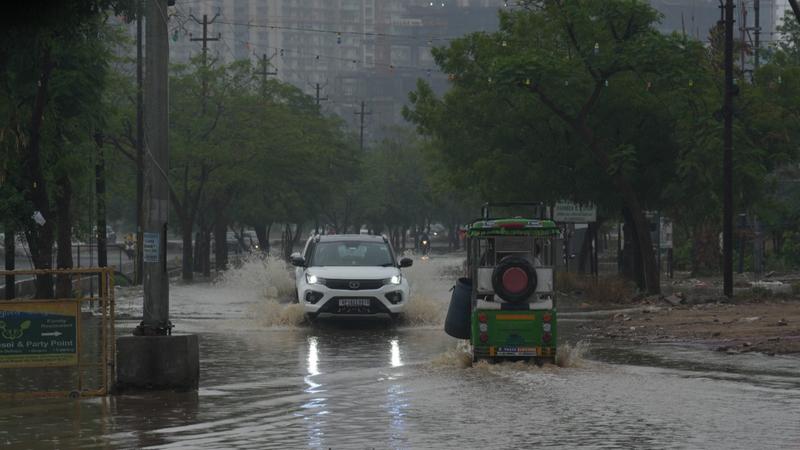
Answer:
[{"xmin": 404, "ymin": 0, "xmax": 800, "ymax": 273}]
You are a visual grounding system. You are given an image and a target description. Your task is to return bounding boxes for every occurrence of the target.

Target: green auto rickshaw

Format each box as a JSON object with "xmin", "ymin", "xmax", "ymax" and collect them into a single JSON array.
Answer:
[{"xmin": 446, "ymin": 203, "xmax": 559, "ymax": 365}]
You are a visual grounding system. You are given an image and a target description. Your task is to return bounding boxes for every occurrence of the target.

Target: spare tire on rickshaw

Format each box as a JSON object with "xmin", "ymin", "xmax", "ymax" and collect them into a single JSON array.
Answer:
[{"xmin": 491, "ymin": 256, "xmax": 537, "ymax": 303}]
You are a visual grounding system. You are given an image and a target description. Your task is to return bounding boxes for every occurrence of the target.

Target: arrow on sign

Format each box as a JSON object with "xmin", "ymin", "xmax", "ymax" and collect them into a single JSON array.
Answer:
[{"xmin": 41, "ymin": 331, "xmax": 62, "ymax": 337}]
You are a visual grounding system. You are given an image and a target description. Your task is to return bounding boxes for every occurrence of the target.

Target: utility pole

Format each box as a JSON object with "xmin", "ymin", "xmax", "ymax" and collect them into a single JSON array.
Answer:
[
  {"xmin": 95, "ymin": 133, "xmax": 107, "ymax": 268},
  {"xmin": 723, "ymin": 0, "xmax": 735, "ymax": 298},
  {"xmin": 314, "ymin": 82, "xmax": 328, "ymax": 106},
  {"xmin": 354, "ymin": 101, "xmax": 371, "ymax": 152},
  {"xmin": 753, "ymin": 0, "xmax": 760, "ymax": 71},
  {"xmin": 740, "ymin": 0, "xmax": 747, "ymax": 77},
  {"xmin": 259, "ymin": 52, "xmax": 278, "ymax": 95},
  {"xmin": 135, "ymin": 0, "xmax": 144, "ymax": 284},
  {"xmin": 139, "ymin": 0, "xmax": 170, "ymax": 335},
  {"xmin": 189, "ymin": 12, "xmax": 220, "ymax": 113}
]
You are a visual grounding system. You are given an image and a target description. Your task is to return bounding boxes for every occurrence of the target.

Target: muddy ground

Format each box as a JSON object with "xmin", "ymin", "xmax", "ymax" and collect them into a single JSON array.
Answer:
[{"xmin": 572, "ymin": 295, "xmax": 800, "ymax": 356}]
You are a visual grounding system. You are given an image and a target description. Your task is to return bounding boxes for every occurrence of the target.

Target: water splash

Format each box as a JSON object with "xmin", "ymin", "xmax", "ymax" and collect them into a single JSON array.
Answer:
[
  {"xmin": 400, "ymin": 255, "xmax": 464, "ymax": 327},
  {"xmin": 556, "ymin": 341, "xmax": 588, "ymax": 368},
  {"xmin": 255, "ymin": 299, "xmax": 307, "ymax": 327},
  {"xmin": 430, "ymin": 340, "xmax": 473, "ymax": 369},
  {"xmin": 216, "ymin": 254, "xmax": 307, "ymax": 326},
  {"xmin": 216, "ymin": 254, "xmax": 296, "ymax": 302}
]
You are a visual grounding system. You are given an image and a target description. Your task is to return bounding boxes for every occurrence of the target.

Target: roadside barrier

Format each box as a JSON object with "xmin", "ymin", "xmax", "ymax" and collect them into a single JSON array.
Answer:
[{"xmin": 0, "ymin": 267, "xmax": 115, "ymax": 398}]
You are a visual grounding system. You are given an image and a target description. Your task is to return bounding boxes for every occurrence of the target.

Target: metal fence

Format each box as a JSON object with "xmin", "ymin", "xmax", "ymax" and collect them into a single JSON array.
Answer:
[{"xmin": 0, "ymin": 267, "xmax": 115, "ymax": 399}]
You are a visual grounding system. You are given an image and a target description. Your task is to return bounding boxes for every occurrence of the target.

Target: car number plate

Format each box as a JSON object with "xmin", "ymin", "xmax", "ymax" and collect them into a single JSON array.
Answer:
[{"xmin": 339, "ymin": 298, "xmax": 370, "ymax": 307}]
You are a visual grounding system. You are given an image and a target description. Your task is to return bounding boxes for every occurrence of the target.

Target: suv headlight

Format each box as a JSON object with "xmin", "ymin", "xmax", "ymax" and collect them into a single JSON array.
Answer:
[
  {"xmin": 306, "ymin": 274, "xmax": 325, "ymax": 285},
  {"xmin": 386, "ymin": 275, "xmax": 402, "ymax": 285}
]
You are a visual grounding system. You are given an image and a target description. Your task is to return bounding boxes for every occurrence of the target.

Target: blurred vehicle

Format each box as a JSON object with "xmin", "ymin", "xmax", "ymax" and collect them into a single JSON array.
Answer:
[
  {"xmin": 419, "ymin": 232, "xmax": 431, "ymax": 256},
  {"xmin": 90, "ymin": 225, "xmax": 117, "ymax": 244}
]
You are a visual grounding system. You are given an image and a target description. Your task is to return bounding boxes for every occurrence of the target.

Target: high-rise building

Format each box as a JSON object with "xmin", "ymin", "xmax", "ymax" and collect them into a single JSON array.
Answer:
[{"xmin": 168, "ymin": 0, "xmax": 506, "ymax": 142}]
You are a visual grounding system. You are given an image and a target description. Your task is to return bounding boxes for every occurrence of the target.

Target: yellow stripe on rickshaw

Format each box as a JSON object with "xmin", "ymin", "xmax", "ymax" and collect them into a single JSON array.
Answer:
[{"xmin": 495, "ymin": 314, "xmax": 535, "ymax": 321}]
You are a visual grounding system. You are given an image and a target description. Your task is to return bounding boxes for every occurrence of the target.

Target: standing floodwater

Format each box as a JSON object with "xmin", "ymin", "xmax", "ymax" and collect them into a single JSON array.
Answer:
[{"xmin": 1, "ymin": 255, "xmax": 799, "ymax": 449}]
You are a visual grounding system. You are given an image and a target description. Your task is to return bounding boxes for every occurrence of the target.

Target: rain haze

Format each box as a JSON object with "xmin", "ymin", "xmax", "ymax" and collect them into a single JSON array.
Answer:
[{"xmin": 1, "ymin": 1, "xmax": 800, "ymax": 449}]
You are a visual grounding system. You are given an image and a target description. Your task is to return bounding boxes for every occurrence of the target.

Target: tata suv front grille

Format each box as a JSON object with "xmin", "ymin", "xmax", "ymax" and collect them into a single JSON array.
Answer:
[{"xmin": 324, "ymin": 279, "xmax": 384, "ymax": 290}]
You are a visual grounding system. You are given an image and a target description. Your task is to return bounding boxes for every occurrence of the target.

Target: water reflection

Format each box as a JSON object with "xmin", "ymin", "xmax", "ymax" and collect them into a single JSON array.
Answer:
[
  {"xmin": 302, "ymin": 336, "xmax": 326, "ymax": 447},
  {"xmin": 390, "ymin": 339, "xmax": 402, "ymax": 368}
]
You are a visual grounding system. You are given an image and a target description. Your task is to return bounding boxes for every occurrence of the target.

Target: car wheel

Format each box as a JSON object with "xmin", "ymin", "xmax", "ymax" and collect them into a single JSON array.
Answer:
[
  {"xmin": 305, "ymin": 312, "xmax": 318, "ymax": 323},
  {"xmin": 389, "ymin": 312, "xmax": 402, "ymax": 323}
]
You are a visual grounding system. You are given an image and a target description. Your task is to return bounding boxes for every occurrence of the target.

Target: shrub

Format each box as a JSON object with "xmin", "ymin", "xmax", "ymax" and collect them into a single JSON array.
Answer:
[
  {"xmin": 555, "ymin": 272, "xmax": 634, "ymax": 304},
  {"xmin": 583, "ymin": 276, "xmax": 635, "ymax": 303}
]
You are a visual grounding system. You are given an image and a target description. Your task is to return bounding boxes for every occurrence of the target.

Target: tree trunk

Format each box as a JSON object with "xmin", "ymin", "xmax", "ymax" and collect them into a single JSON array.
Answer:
[
  {"xmin": 579, "ymin": 125, "xmax": 659, "ymax": 294},
  {"xmin": 192, "ymin": 230, "xmax": 203, "ymax": 273},
  {"xmin": 254, "ymin": 222, "xmax": 268, "ymax": 254},
  {"xmin": 181, "ymin": 221, "xmax": 193, "ymax": 281},
  {"xmin": 95, "ymin": 144, "xmax": 107, "ymax": 268},
  {"xmin": 282, "ymin": 224, "xmax": 292, "ymax": 260},
  {"xmin": 4, "ymin": 226, "xmax": 15, "ymax": 299},
  {"xmin": 622, "ymin": 209, "xmax": 645, "ymax": 289},
  {"xmin": 290, "ymin": 223, "xmax": 304, "ymax": 254},
  {"xmin": 577, "ymin": 223, "xmax": 594, "ymax": 274},
  {"xmin": 535, "ymin": 87, "xmax": 660, "ymax": 294},
  {"xmin": 26, "ymin": 47, "xmax": 55, "ymax": 299},
  {"xmin": 214, "ymin": 218, "xmax": 228, "ymax": 270},
  {"xmin": 55, "ymin": 175, "xmax": 73, "ymax": 298},
  {"xmin": 691, "ymin": 221, "xmax": 719, "ymax": 276},
  {"xmin": 201, "ymin": 228, "xmax": 211, "ymax": 277}
]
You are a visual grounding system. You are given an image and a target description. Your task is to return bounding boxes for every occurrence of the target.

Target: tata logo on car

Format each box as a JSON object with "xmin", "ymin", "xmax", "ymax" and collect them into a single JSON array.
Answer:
[{"xmin": 348, "ymin": 281, "xmax": 360, "ymax": 290}]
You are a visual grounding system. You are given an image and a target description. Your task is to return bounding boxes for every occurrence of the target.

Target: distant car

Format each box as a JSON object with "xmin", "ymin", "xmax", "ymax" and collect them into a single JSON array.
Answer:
[
  {"xmin": 291, "ymin": 234, "xmax": 413, "ymax": 321},
  {"xmin": 90, "ymin": 225, "xmax": 117, "ymax": 244}
]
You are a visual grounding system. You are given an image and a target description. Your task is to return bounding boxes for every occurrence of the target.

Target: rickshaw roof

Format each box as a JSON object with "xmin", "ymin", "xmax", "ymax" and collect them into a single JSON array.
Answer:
[{"xmin": 467, "ymin": 218, "xmax": 559, "ymax": 237}]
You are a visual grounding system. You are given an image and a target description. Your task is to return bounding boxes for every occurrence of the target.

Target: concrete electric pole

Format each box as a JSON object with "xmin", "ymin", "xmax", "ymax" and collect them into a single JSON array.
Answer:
[
  {"xmin": 140, "ymin": 0, "xmax": 170, "ymax": 334},
  {"xmin": 118, "ymin": 0, "xmax": 199, "ymax": 392},
  {"xmin": 135, "ymin": 0, "xmax": 144, "ymax": 285}
]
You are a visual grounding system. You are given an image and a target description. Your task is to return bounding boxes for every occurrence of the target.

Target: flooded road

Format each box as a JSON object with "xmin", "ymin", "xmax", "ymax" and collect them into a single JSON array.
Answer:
[{"xmin": 2, "ymin": 255, "xmax": 800, "ymax": 449}]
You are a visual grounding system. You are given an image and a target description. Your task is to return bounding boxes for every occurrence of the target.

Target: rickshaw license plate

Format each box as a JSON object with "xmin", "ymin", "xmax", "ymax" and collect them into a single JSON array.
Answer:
[
  {"xmin": 339, "ymin": 298, "xmax": 370, "ymax": 307},
  {"xmin": 496, "ymin": 347, "xmax": 537, "ymax": 356}
]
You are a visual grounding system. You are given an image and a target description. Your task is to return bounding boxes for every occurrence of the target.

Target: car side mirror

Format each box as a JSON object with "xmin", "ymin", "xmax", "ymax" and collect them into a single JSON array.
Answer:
[
  {"xmin": 290, "ymin": 252, "xmax": 305, "ymax": 267},
  {"xmin": 399, "ymin": 257, "xmax": 413, "ymax": 268}
]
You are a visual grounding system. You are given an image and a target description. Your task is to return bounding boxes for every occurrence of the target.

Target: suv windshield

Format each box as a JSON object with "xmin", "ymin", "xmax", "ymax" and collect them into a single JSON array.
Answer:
[{"xmin": 310, "ymin": 241, "xmax": 394, "ymax": 267}]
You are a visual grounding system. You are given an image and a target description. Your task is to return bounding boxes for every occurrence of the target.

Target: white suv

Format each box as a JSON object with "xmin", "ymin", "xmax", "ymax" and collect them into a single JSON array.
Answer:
[{"xmin": 291, "ymin": 234, "xmax": 413, "ymax": 321}]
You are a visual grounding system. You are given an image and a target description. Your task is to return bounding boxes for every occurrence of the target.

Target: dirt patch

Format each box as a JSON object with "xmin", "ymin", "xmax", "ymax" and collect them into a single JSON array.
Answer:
[{"xmin": 576, "ymin": 299, "xmax": 800, "ymax": 355}]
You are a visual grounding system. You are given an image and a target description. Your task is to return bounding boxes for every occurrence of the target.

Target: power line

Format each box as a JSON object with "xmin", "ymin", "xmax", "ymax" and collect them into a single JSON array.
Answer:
[{"xmin": 216, "ymin": 19, "xmax": 456, "ymax": 43}]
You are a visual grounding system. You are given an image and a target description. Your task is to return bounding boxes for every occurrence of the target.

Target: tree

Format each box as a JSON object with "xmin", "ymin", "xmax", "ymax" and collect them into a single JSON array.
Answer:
[
  {"xmin": 406, "ymin": 1, "xmax": 724, "ymax": 293},
  {"xmin": 1, "ymin": 1, "xmax": 132, "ymax": 297}
]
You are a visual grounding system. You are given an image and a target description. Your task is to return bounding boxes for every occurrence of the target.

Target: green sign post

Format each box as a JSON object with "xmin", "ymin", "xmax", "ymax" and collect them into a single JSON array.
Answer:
[{"xmin": 0, "ymin": 301, "xmax": 79, "ymax": 368}]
